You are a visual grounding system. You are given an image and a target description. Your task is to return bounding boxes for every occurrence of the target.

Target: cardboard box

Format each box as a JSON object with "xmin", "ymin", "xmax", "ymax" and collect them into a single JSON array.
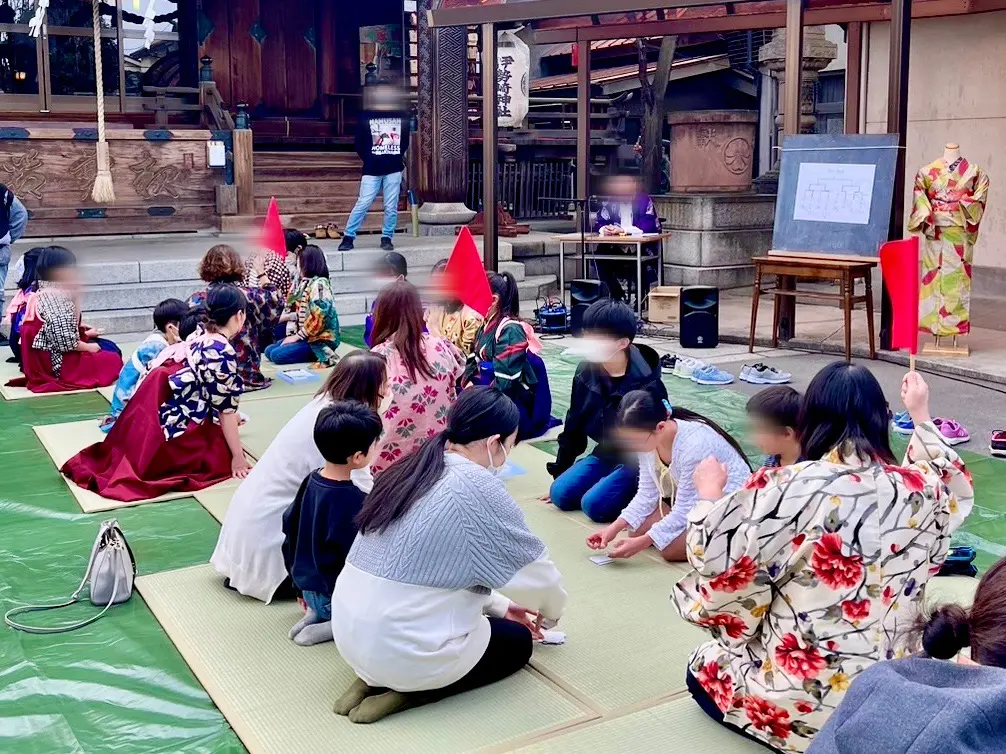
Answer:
[{"xmin": 647, "ymin": 286, "xmax": 682, "ymax": 325}]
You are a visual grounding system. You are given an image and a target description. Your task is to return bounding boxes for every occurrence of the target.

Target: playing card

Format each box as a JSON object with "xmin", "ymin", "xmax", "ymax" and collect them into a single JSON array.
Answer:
[{"xmin": 589, "ymin": 554, "xmax": 614, "ymax": 566}]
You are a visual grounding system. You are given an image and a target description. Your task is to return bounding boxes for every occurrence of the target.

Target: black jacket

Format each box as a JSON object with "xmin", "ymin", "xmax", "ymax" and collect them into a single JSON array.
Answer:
[
  {"xmin": 548, "ymin": 344, "xmax": 667, "ymax": 477},
  {"xmin": 354, "ymin": 111, "xmax": 410, "ymax": 176}
]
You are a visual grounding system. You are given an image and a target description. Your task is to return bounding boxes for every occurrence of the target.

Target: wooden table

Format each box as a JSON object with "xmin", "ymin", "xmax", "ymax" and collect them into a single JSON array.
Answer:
[
  {"xmin": 554, "ymin": 232, "xmax": 672, "ymax": 317},
  {"xmin": 749, "ymin": 255, "xmax": 877, "ymax": 361}
]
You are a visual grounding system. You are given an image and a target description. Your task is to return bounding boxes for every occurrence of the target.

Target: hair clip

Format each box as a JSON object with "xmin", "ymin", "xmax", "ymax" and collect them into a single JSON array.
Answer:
[{"xmin": 662, "ymin": 399, "xmax": 674, "ymax": 415}]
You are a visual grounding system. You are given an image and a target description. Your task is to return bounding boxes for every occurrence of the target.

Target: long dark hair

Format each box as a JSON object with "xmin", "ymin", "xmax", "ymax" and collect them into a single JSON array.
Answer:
[
  {"xmin": 617, "ymin": 389, "xmax": 751, "ymax": 470},
  {"xmin": 487, "ymin": 271, "xmax": 520, "ymax": 324},
  {"xmin": 356, "ymin": 387, "xmax": 520, "ymax": 534},
  {"xmin": 921, "ymin": 557, "xmax": 1006, "ymax": 666},
  {"xmin": 18, "ymin": 247, "xmax": 44, "ymax": 290},
  {"xmin": 299, "ymin": 245, "xmax": 329, "ymax": 279},
  {"xmin": 317, "ymin": 350, "xmax": 387, "ymax": 409},
  {"xmin": 369, "ymin": 280, "xmax": 433, "ymax": 381},
  {"xmin": 37, "ymin": 245, "xmax": 77, "ymax": 281},
  {"xmin": 798, "ymin": 361, "xmax": 895, "ymax": 463}
]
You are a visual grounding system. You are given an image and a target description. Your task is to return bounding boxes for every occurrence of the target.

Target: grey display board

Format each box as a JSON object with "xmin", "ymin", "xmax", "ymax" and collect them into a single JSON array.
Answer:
[{"xmin": 771, "ymin": 133, "xmax": 900, "ymax": 258}]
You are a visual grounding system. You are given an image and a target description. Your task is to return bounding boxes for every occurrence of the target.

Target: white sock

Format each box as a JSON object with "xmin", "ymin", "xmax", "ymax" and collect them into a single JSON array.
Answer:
[
  {"xmin": 288, "ymin": 608, "xmax": 319, "ymax": 640},
  {"xmin": 293, "ymin": 620, "xmax": 333, "ymax": 646}
]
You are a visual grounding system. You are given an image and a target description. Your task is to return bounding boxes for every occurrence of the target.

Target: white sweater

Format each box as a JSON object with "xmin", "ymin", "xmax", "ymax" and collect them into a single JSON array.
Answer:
[
  {"xmin": 332, "ymin": 454, "xmax": 567, "ymax": 692},
  {"xmin": 210, "ymin": 396, "xmax": 372, "ymax": 602},
  {"xmin": 619, "ymin": 420, "xmax": 750, "ymax": 550}
]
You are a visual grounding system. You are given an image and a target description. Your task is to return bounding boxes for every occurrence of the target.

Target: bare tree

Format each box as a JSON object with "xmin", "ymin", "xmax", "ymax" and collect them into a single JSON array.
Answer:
[{"xmin": 636, "ymin": 35, "xmax": 677, "ymax": 194}]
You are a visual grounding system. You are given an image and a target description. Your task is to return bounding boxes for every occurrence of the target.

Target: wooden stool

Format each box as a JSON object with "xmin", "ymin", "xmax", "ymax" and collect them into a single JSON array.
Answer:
[{"xmin": 748, "ymin": 255, "xmax": 877, "ymax": 362}]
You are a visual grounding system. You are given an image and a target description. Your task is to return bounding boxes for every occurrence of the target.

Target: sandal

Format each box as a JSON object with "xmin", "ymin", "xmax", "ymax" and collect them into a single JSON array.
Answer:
[
  {"xmin": 314, "ymin": 224, "xmax": 328, "ymax": 239},
  {"xmin": 326, "ymin": 222, "xmax": 342, "ymax": 239}
]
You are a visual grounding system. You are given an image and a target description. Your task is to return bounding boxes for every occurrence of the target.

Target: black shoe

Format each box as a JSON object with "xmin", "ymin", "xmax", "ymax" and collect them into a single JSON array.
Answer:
[
  {"xmin": 380, "ymin": 236, "xmax": 394, "ymax": 251},
  {"xmin": 0, "ymin": 336, "xmax": 8, "ymax": 347},
  {"xmin": 338, "ymin": 237, "xmax": 354, "ymax": 251}
]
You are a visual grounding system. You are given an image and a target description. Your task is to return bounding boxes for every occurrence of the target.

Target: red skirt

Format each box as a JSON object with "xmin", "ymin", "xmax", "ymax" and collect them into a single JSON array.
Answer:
[
  {"xmin": 61, "ymin": 361, "xmax": 234, "ymax": 502},
  {"xmin": 6, "ymin": 317, "xmax": 122, "ymax": 393}
]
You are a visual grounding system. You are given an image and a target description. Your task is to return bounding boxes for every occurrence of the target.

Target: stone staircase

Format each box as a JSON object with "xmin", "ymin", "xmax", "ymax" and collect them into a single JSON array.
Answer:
[{"xmin": 5, "ymin": 233, "xmax": 557, "ymax": 336}]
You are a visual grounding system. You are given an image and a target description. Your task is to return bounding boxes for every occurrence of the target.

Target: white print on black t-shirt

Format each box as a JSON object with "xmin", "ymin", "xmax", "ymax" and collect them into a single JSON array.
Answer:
[{"xmin": 369, "ymin": 118, "xmax": 402, "ymax": 157}]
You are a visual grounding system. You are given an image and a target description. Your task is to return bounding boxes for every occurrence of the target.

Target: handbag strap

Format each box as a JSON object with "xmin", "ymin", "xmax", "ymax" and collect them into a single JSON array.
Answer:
[{"xmin": 4, "ymin": 539, "xmax": 124, "ymax": 635}]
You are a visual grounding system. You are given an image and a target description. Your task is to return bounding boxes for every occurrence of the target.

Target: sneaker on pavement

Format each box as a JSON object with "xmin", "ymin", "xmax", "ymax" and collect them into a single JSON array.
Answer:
[
  {"xmin": 337, "ymin": 236, "xmax": 354, "ymax": 251},
  {"xmin": 990, "ymin": 430, "xmax": 1006, "ymax": 458},
  {"xmin": 891, "ymin": 410, "xmax": 914, "ymax": 436},
  {"xmin": 740, "ymin": 363, "xmax": 792, "ymax": 385},
  {"xmin": 380, "ymin": 236, "xmax": 394, "ymax": 251},
  {"xmin": 673, "ymin": 356, "xmax": 702, "ymax": 380},
  {"xmin": 933, "ymin": 418, "xmax": 970, "ymax": 446},
  {"xmin": 659, "ymin": 353, "xmax": 678, "ymax": 371},
  {"xmin": 692, "ymin": 364, "xmax": 734, "ymax": 386}
]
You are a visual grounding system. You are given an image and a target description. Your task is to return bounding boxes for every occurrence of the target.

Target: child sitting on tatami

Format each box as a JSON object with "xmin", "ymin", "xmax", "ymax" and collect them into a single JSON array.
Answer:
[
  {"xmin": 746, "ymin": 385, "xmax": 803, "ymax": 468},
  {"xmin": 282, "ymin": 401, "xmax": 383, "ymax": 646},
  {"xmin": 100, "ymin": 298, "xmax": 188, "ymax": 432}
]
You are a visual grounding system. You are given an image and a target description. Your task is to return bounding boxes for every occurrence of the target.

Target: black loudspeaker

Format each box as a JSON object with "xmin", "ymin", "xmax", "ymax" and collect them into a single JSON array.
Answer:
[
  {"xmin": 569, "ymin": 279, "xmax": 609, "ymax": 336},
  {"xmin": 679, "ymin": 286, "xmax": 719, "ymax": 348}
]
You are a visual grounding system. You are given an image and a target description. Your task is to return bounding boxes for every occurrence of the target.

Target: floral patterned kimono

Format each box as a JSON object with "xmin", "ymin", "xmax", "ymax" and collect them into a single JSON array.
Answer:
[
  {"xmin": 370, "ymin": 334, "xmax": 464, "ymax": 475},
  {"xmin": 908, "ymin": 158, "xmax": 990, "ymax": 337},
  {"xmin": 672, "ymin": 422, "xmax": 974, "ymax": 753},
  {"xmin": 188, "ymin": 282, "xmax": 282, "ymax": 391}
]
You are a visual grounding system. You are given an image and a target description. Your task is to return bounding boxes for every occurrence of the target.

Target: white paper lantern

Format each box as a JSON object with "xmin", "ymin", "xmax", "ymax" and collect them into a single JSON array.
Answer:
[{"xmin": 496, "ymin": 31, "xmax": 529, "ymax": 128}]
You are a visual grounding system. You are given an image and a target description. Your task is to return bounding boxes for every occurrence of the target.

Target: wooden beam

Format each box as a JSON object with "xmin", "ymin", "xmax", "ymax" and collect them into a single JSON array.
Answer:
[
  {"xmin": 883, "ymin": 0, "xmax": 912, "ymax": 349},
  {"xmin": 844, "ymin": 21, "xmax": 863, "ymax": 133},
  {"xmin": 783, "ymin": 0, "xmax": 804, "ymax": 136},
  {"xmin": 431, "ymin": 0, "xmax": 723, "ymax": 28},
  {"xmin": 233, "ymin": 128, "xmax": 255, "ymax": 216},
  {"xmin": 481, "ymin": 23, "xmax": 498, "ymax": 272},
  {"xmin": 576, "ymin": 40, "xmax": 591, "ymax": 231}
]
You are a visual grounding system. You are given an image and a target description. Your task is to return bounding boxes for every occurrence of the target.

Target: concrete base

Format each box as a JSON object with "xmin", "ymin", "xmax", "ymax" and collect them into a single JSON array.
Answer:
[
  {"xmin": 652, "ymin": 192, "xmax": 775, "ymax": 289},
  {"xmin": 417, "ymin": 201, "xmax": 476, "ymax": 225}
]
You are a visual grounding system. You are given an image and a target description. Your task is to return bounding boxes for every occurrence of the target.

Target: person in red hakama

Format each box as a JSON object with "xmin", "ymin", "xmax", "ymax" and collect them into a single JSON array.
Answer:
[
  {"xmin": 62, "ymin": 286, "xmax": 252, "ymax": 502},
  {"xmin": 6, "ymin": 246, "xmax": 122, "ymax": 393}
]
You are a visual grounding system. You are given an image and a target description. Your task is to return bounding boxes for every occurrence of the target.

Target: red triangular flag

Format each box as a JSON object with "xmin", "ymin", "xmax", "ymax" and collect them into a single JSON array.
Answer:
[
  {"xmin": 879, "ymin": 236, "xmax": 920, "ymax": 355},
  {"xmin": 261, "ymin": 197, "xmax": 287, "ymax": 258},
  {"xmin": 444, "ymin": 226, "xmax": 493, "ymax": 317}
]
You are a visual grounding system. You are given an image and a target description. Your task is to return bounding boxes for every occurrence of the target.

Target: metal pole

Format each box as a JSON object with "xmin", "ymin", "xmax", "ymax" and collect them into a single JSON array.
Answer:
[
  {"xmin": 576, "ymin": 39, "xmax": 591, "ymax": 281},
  {"xmin": 883, "ymin": 0, "xmax": 912, "ymax": 350},
  {"xmin": 481, "ymin": 23, "xmax": 498, "ymax": 271}
]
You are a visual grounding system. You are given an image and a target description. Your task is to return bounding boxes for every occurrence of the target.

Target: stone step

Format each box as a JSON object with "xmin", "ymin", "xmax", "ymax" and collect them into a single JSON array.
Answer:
[{"xmin": 86, "ymin": 273, "xmax": 557, "ymax": 336}]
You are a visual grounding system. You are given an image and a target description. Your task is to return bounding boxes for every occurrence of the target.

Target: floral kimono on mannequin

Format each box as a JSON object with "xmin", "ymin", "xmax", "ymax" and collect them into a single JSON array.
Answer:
[{"xmin": 908, "ymin": 157, "xmax": 990, "ymax": 337}]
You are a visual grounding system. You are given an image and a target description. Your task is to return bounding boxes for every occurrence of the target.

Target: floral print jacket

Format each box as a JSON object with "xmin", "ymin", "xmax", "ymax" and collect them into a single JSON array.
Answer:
[
  {"xmin": 288, "ymin": 275, "xmax": 341, "ymax": 366},
  {"xmin": 370, "ymin": 334, "xmax": 464, "ymax": 475},
  {"xmin": 672, "ymin": 422, "xmax": 973, "ymax": 753}
]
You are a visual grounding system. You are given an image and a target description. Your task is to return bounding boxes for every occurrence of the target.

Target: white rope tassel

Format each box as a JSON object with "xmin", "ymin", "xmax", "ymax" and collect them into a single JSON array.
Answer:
[
  {"xmin": 28, "ymin": 0, "xmax": 49, "ymax": 38},
  {"xmin": 142, "ymin": 0, "xmax": 156, "ymax": 48},
  {"xmin": 90, "ymin": 0, "xmax": 115, "ymax": 203}
]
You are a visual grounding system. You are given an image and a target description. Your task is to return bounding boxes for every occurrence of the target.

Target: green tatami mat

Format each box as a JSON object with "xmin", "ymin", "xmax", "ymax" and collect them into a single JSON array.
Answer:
[
  {"xmin": 239, "ymin": 395, "xmax": 312, "ymax": 460},
  {"xmin": 33, "ymin": 420, "xmax": 203, "ymax": 512},
  {"xmin": 196, "ymin": 483, "xmax": 237, "ymax": 524},
  {"xmin": 513, "ymin": 695, "xmax": 768, "ymax": 753},
  {"xmin": 137, "ymin": 564, "xmax": 593, "ymax": 754},
  {"xmin": 515, "ymin": 497, "xmax": 704, "ymax": 713}
]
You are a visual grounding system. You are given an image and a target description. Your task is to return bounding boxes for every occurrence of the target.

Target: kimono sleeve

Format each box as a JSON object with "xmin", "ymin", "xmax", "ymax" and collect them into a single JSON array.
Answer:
[
  {"xmin": 962, "ymin": 168, "xmax": 990, "ymax": 238},
  {"xmin": 907, "ymin": 169, "xmax": 936, "ymax": 237},
  {"xmin": 246, "ymin": 284, "xmax": 284, "ymax": 331},
  {"xmin": 38, "ymin": 291, "xmax": 81, "ymax": 354},
  {"xmin": 492, "ymin": 321, "xmax": 528, "ymax": 391},
  {"xmin": 207, "ymin": 345, "xmax": 243, "ymax": 414},
  {"xmin": 671, "ymin": 478, "xmax": 780, "ymax": 647}
]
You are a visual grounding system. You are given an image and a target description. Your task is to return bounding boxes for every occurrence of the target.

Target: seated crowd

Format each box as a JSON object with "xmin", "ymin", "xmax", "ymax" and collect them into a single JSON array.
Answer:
[{"xmin": 6, "ymin": 236, "xmax": 987, "ymax": 751}]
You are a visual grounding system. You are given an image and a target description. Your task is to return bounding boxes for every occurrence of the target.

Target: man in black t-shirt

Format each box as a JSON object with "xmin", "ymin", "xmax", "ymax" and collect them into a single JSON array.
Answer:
[{"xmin": 339, "ymin": 82, "xmax": 410, "ymax": 253}]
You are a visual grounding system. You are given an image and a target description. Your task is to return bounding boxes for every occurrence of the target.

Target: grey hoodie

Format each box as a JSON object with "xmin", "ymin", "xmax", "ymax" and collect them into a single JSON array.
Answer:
[{"xmin": 809, "ymin": 657, "xmax": 1006, "ymax": 754}]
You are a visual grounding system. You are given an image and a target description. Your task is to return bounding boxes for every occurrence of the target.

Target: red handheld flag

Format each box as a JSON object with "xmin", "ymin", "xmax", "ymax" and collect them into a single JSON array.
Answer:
[
  {"xmin": 879, "ymin": 236, "xmax": 920, "ymax": 355},
  {"xmin": 261, "ymin": 197, "xmax": 287, "ymax": 258},
  {"xmin": 445, "ymin": 226, "xmax": 493, "ymax": 317}
]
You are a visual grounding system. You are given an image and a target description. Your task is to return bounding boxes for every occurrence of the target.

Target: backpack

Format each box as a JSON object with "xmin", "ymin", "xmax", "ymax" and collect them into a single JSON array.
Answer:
[{"xmin": 4, "ymin": 520, "xmax": 136, "ymax": 634}]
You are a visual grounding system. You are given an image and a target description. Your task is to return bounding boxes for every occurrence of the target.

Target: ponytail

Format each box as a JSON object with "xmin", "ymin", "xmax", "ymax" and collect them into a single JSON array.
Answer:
[
  {"xmin": 617, "ymin": 389, "xmax": 752, "ymax": 471},
  {"xmin": 487, "ymin": 271, "xmax": 520, "ymax": 322},
  {"xmin": 356, "ymin": 387, "xmax": 520, "ymax": 534},
  {"xmin": 921, "ymin": 604, "xmax": 971, "ymax": 660}
]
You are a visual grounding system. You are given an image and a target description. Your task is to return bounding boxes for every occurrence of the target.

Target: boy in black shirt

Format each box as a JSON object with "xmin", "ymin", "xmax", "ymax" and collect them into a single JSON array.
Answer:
[{"xmin": 282, "ymin": 401, "xmax": 383, "ymax": 646}]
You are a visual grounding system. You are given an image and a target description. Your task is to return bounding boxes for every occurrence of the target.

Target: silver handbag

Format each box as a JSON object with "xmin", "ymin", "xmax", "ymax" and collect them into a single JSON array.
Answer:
[{"xmin": 5, "ymin": 519, "xmax": 136, "ymax": 634}]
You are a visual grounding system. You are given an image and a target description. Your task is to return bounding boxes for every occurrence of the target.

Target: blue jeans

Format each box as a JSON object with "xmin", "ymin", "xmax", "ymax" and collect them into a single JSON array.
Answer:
[
  {"xmin": 302, "ymin": 590, "xmax": 332, "ymax": 621},
  {"xmin": 265, "ymin": 339, "xmax": 328, "ymax": 365},
  {"xmin": 549, "ymin": 455, "xmax": 638, "ymax": 523},
  {"xmin": 344, "ymin": 172, "xmax": 402, "ymax": 239}
]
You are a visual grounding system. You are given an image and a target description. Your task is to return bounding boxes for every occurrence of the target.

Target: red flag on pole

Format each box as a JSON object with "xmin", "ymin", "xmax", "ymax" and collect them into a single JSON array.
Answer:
[
  {"xmin": 879, "ymin": 236, "xmax": 920, "ymax": 356},
  {"xmin": 261, "ymin": 197, "xmax": 287, "ymax": 258},
  {"xmin": 444, "ymin": 226, "xmax": 493, "ymax": 317},
  {"xmin": 571, "ymin": 43, "xmax": 579, "ymax": 68}
]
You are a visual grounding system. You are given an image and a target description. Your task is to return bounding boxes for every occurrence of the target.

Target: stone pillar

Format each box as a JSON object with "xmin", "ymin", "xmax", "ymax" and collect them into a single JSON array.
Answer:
[
  {"xmin": 753, "ymin": 27, "xmax": 837, "ymax": 193},
  {"xmin": 415, "ymin": 0, "xmax": 476, "ymax": 231}
]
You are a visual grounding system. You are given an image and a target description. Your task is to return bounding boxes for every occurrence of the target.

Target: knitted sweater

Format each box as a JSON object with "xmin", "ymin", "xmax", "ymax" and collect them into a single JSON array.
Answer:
[{"xmin": 332, "ymin": 453, "xmax": 567, "ymax": 692}]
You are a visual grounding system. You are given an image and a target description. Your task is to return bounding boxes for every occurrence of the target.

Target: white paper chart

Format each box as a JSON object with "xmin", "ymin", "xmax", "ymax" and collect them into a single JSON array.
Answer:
[{"xmin": 792, "ymin": 162, "xmax": 876, "ymax": 225}]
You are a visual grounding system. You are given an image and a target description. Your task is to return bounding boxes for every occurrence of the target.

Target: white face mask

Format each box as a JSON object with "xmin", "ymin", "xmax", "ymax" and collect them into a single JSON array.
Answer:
[
  {"xmin": 572, "ymin": 336, "xmax": 621, "ymax": 364},
  {"xmin": 377, "ymin": 391, "xmax": 393, "ymax": 416},
  {"xmin": 487, "ymin": 438, "xmax": 509, "ymax": 476},
  {"xmin": 375, "ymin": 276, "xmax": 398, "ymax": 290}
]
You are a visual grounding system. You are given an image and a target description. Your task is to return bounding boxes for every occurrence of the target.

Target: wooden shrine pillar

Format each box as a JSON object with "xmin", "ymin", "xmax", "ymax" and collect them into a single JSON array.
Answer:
[
  {"xmin": 576, "ymin": 39, "xmax": 591, "ymax": 236},
  {"xmin": 845, "ymin": 22, "xmax": 863, "ymax": 134},
  {"xmin": 882, "ymin": 0, "xmax": 912, "ymax": 350},
  {"xmin": 482, "ymin": 23, "xmax": 498, "ymax": 271}
]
